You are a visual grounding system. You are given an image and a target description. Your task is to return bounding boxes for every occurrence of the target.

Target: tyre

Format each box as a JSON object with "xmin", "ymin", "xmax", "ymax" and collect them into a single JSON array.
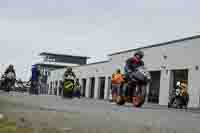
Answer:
[
  {"xmin": 116, "ymin": 96, "xmax": 125, "ymax": 105},
  {"xmin": 168, "ymin": 103, "xmax": 171, "ymax": 108},
  {"xmin": 132, "ymin": 96, "xmax": 145, "ymax": 107},
  {"xmin": 5, "ymin": 82, "xmax": 12, "ymax": 92},
  {"xmin": 173, "ymin": 97, "xmax": 182, "ymax": 109},
  {"xmin": 132, "ymin": 85, "xmax": 146, "ymax": 108}
]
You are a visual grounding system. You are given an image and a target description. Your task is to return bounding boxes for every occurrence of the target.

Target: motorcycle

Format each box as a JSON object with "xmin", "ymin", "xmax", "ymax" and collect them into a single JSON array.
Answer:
[
  {"xmin": 115, "ymin": 66, "xmax": 151, "ymax": 107},
  {"xmin": 168, "ymin": 81, "xmax": 189, "ymax": 109},
  {"xmin": 62, "ymin": 75, "xmax": 75, "ymax": 98},
  {"xmin": 24, "ymin": 81, "xmax": 31, "ymax": 93},
  {"xmin": 0, "ymin": 72, "xmax": 16, "ymax": 92},
  {"xmin": 15, "ymin": 81, "xmax": 28, "ymax": 93}
]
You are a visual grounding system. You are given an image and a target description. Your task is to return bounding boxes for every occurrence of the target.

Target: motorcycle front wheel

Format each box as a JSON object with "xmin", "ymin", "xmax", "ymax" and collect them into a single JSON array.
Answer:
[
  {"xmin": 132, "ymin": 85, "xmax": 146, "ymax": 107},
  {"xmin": 5, "ymin": 83, "xmax": 12, "ymax": 92}
]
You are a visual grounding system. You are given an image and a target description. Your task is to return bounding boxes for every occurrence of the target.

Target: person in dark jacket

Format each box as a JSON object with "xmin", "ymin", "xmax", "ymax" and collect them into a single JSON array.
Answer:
[
  {"xmin": 4, "ymin": 64, "xmax": 16, "ymax": 76},
  {"xmin": 30, "ymin": 65, "xmax": 41, "ymax": 95},
  {"xmin": 124, "ymin": 51, "xmax": 144, "ymax": 80},
  {"xmin": 63, "ymin": 67, "xmax": 76, "ymax": 80},
  {"xmin": 3, "ymin": 64, "xmax": 16, "ymax": 89},
  {"xmin": 74, "ymin": 79, "xmax": 81, "ymax": 98}
]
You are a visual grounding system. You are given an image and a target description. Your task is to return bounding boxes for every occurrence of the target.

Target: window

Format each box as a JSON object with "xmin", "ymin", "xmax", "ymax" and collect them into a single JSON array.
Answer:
[
  {"xmin": 99, "ymin": 77, "xmax": 106, "ymax": 99},
  {"xmin": 81, "ymin": 79, "xmax": 87, "ymax": 97}
]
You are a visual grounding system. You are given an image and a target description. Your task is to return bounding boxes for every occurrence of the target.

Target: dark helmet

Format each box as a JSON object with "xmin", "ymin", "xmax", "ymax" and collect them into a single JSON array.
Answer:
[
  {"xmin": 116, "ymin": 69, "xmax": 121, "ymax": 74},
  {"xmin": 134, "ymin": 51, "xmax": 144, "ymax": 58},
  {"xmin": 9, "ymin": 64, "xmax": 14, "ymax": 69},
  {"xmin": 67, "ymin": 67, "xmax": 72, "ymax": 72}
]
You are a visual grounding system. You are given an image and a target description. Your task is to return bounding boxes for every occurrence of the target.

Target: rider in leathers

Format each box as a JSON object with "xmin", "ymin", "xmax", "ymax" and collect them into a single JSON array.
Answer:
[
  {"xmin": 4, "ymin": 64, "xmax": 16, "ymax": 88},
  {"xmin": 124, "ymin": 51, "xmax": 145, "ymax": 97},
  {"xmin": 63, "ymin": 67, "xmax": 76, "ymax": 80},
  {"xmin": 63, "ymin": 67, "xmax": 76, "ymax": 97},
  {"xmin": 4, "ymin": 64, "xmax": 16, "ymax": 77},
  {"xmin": 124, "ymin": 51, "xmax": 144, "ymax": 80}
]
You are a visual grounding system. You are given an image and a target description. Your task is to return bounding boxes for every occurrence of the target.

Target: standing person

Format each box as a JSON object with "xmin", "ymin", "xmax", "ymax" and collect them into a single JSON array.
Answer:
[
  {"xmin": 74, "ymin": 79, "xmax": 81, "ymax": 99},
  {"xmin": 111, "ymin": 69, "xmax": 124, "ymax": 102},
  {"xmin": 59, "ymin": 80, "xmax": 63, "ymax": 96},
  {"xmin": 30, "ymin": 65, "xmax": 41, "ymax": 95}
]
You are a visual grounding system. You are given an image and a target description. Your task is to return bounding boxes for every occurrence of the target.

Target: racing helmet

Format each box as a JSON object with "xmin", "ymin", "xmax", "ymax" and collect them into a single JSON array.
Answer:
[
  {"xmin": 134, "ymin": 51, "xmax": 144, "ymax": 59},
  {"xmin": 9, "ymin": 64, "xmax": 14, "ymax": 69},
  {"xmin": 116, "ymin": 69, "xmax": 121, "ymax": 74},
  {"xmin": 176, "ymin": 81, "xmax": 181, "ymax": 87},
  {"xmin": 67, "ymin": 67, "xmax": 72, "ymax": 72}
]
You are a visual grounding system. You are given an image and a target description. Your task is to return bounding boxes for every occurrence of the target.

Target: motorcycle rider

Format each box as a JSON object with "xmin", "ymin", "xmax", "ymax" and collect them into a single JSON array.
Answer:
[
  {"xmin": 124, "ymin": 51, "xmax": 146, "ymax": 101},
  {"xmin": 4, "ymin": 64, "xmax": 16, "ymax": 90},
  {"xmin": 62, "ymin": 67, "xmax": 76, "ymax": 98},
  {"xmin": 4, "ymin": 64, "xmax": 16, "ymax": 77},
  {"xmin": 63, "ymin": 67, "xmax": 76, "ymax": 80},
  {"xmin": 124, "ymin": 51, "xmax": 144, "ymax": 80}
]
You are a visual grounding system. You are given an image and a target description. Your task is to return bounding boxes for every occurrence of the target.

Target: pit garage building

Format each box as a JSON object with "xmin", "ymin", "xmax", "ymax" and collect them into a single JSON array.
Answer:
[{"xmin": 48, "ymin": 35, "xmax": 200, "ymax": 108}]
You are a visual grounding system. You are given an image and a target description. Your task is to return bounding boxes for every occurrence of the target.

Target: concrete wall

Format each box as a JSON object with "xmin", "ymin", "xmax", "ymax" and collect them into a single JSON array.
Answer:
[
  {"xmin": 110, "ymin": 39, "xmax": 200, "ymax": 71},
  {"xmin": 47, "ymin": 37, "xmax": 200, "ymax": 107},
  {"xmin": 47, "ymin": 61, "xmax": 112, "ymax": 99},
  {"xmin": 72, "ymin": 62, "xmax": 112, "ymax": 99},
  {"xmin": 109, "ymin": 38, "xmax": 200, "ymax": 107}
]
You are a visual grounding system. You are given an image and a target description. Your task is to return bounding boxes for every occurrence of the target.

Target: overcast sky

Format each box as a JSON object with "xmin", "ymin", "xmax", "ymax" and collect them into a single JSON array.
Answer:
[{"xmin": 0, "ymin": 0, "xmax": 199, "ymax": 80}]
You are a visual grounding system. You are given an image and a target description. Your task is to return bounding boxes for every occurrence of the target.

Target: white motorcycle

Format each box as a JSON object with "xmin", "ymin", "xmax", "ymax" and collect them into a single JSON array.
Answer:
[{"xmin": 168, "ymin": 81, "xmax": 189, "ymax": 109}]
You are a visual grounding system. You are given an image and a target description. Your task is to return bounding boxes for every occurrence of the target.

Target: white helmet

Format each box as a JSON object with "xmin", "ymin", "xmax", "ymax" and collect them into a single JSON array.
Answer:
[{"xmin": 176, "ymin": 81, "xmax": 181, "ymax": 87}]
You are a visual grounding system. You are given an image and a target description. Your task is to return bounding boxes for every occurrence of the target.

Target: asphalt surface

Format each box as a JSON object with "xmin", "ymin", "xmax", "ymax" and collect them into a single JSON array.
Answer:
[{"xmin": 1, "ymin": 91, "xmax": 200, "ymax": 133}]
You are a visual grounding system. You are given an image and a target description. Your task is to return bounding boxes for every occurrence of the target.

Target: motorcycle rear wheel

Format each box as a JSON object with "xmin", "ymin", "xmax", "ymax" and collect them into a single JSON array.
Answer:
[
  {"xmin": 116, "ymin": 96, "xmax": 125, "ymax": 105},
  {"xmin": 132, "ymin": 96, "xmax": 145, "ymax": 107},
  {"xmin": 132, "ymin": 85, "xmax": 146, "ymax": 107}
]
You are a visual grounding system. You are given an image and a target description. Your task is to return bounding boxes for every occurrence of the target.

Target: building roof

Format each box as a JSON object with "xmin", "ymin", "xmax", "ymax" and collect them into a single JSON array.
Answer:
[
  {"xmin": 73, "ymin": 60, "xmax": 109, "ymax": 67},
  {"xmin": 34, "ymin": 63, "xmax": 67, "ymax": 69},
  {"xmin": 39, "ymin": 52, "xmax": 90, "ymax": 59},
  {"xmin": 108, "ymin": 35, "xmax": 200, "ymax": 56},
  {"xmin": 35, "ymin": 62, "xmax": 79, "ymax": 67}
]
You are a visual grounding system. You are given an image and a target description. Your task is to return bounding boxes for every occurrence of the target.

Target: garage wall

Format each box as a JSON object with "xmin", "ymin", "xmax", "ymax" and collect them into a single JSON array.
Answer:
[
  {"xmin": 110, "ymin": 38, "xmax": 200, "ymax": 71},
  {"xmin": 73, "ymin": 61, "xmax": 111, "ymax": 78},
  {"xmin": 47, "ymin": 37, "xmax": 200, "ymax": 107},
  {"xmin": 109, "ymin": 38, "xmax": 200, "ymax": 107}
]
